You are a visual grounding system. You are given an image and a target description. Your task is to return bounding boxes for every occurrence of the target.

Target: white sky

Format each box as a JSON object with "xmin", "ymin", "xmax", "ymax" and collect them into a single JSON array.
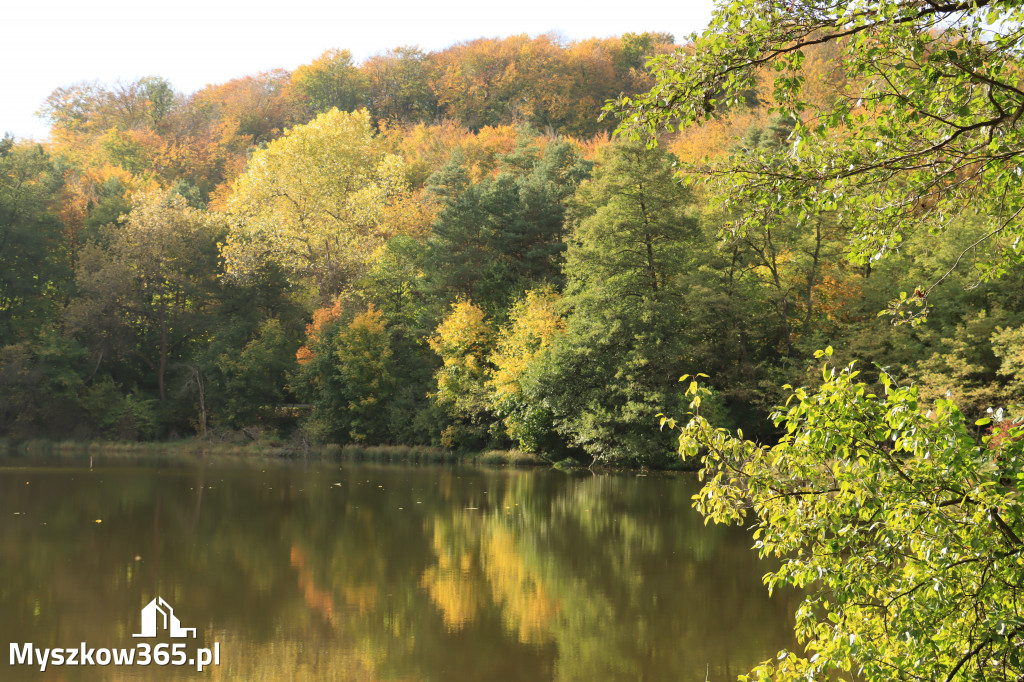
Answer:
[{"xmin": 2, "ymin": 0, "xmax": 715, "ymax": 141}]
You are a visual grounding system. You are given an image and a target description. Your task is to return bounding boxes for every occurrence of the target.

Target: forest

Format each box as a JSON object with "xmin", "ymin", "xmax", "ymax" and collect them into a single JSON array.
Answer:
[{"xmin": 1, "ymin": 29, "xmax": 1022, "ymax": 468}]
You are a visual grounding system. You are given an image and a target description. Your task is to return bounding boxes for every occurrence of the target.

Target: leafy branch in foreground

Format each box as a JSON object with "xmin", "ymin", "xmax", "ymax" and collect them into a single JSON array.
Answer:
[
  {"xmin": 613, "ymin": 0, "xmax": 1024, "ymax": 319},
  {"xmin": 665, "ymin": 353, "xmax": 1024, "ymax": 681}
]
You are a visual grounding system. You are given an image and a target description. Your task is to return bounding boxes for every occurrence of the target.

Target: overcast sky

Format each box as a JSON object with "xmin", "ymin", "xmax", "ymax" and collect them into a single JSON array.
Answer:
[{"xmin": 2, "ymin": 0, "xmax": 715, "ymax": 141}]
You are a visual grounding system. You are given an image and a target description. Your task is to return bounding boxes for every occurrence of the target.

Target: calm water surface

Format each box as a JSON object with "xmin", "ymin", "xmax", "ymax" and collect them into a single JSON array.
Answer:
[{"xmin": 0, "ymin": 458, "xmax": 798, "ymax": 681}]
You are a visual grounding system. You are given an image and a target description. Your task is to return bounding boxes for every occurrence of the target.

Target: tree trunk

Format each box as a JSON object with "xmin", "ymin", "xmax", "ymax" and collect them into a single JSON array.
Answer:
[{"xmin": 158, "ymin": 301, "xmax": 168, "ymax": 401}]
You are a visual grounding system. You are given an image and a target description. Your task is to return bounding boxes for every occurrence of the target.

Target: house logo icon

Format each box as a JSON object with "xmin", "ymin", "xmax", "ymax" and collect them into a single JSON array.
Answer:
[{"xmin": 133, "ymin": 597, "xmax": 197, "ymax": 638}]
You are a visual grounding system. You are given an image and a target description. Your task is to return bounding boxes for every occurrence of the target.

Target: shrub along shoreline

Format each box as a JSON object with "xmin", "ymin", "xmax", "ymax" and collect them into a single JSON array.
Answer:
[{"xmin": 0, "ymin": 437, "xmax": 698, "ymax": 471}]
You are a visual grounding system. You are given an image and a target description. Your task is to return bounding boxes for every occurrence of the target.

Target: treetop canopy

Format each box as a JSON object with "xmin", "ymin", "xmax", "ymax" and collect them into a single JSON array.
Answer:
[{"xmin": 613, "ymin": 0, "xmax": 1024, "ymax": 319}]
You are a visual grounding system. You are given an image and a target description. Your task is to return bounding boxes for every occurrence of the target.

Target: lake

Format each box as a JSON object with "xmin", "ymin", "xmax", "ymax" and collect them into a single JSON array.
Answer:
[{"xmin": 0, "ymin": 458, "xmax": 798, "ymax": 680}]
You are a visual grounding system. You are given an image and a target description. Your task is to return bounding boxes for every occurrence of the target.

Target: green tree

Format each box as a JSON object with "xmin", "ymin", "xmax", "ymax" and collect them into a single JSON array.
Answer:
[
  {"xmin": 424, "ymin": 138, "xmax": 590, "ymax": 316},
  {"xmin": 210, "ymin": 318, "xmax": 298, "ymax": 430},
  {"xmin": 719, "ymin": 116, "xmax": 851, "ymax": 356},
  {"xmin": 357, "ymin": 234, "xmax": 433, "ymax": 332},
  {"xmin": 0, "ymin": 138, "xmax": 69, "ymax": 344},
  {"xmin": 670, "ymin": 358, "xmax": 1024, "ymax": 681},
  {"xmin": 0, "ymin": 331, "xmax": 158, "ymax": 440},
  {"xmin": 614, "ymin": 0, "xmax": 1024, "ymax": 316},
  {"xmin": 193, "ymin": 258, "xmax": 305, "ymax": 435},
  {"xmin": 354, "ymin": 234, "xmax": 449, "ymax": 446},
  {"xmin": 363, "ymin": 47, "xmax": 438, "ymax": 124},
  {"xmin": 0, "ymin": 334, "xmax": 88, "ymax": 438},
  {"xmin": 291, "ymin": 49, "xmax": 365, "ymax": 118},
  {"xmin": 139, "ymin": 76, "xmax": 177, "ymax": 126},
  {"xmin": 993, "ymin": 324, "xmax": 1024, "ymax": 402},
  {"xmin": 564, "ymin": 140, "xmax": 695, "ymax": 297},
  {"xmin": 910, "ymin": 308, "xmax": 1024, "ymax": 420},
  {"xmin": 618, "ymin": 3, "xmax": 1024, "ymax": 676},
  {"xmin": 532, "ymin": 141, "xmax": 706, "ymax": 465},
  {"xmin": 82, "ymin": 175, "xmax": 132, "ymax": 240},
  {"xmin": 67, "ymin": 189, "xmax": 223, "ymax": 406}
]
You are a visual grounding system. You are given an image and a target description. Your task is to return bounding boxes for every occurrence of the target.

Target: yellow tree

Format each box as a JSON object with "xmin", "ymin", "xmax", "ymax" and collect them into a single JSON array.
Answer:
[
  {"xmin": 488, "ymin": 288, "xmax": 565, "ymax": 452},
  {"xmin": 221, "ymin": 108, "xmax": 408, "ymax": 299},
  {"xmin": 429, "ymin": 299, "xmax": 495, "ymax": 446},
  {"xmin": 292, "ymin": 303, "xmax": 396, "ymax": 444}
]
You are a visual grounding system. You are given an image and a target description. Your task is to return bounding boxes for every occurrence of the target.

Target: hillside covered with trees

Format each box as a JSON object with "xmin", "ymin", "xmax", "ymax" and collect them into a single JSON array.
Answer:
[{"xmin": 1, "ymin": 31, "xmax": 1022, "ymax": 468}]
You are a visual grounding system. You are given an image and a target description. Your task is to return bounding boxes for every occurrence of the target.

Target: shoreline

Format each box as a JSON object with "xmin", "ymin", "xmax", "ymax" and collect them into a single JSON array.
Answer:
[{"xmin": 0, "ymin": 437, "xmax": 695, "ymax": 472}]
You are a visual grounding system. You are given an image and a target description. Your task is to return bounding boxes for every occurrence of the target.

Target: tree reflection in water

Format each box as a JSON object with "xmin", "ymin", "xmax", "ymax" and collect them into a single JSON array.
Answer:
[{"xmin": 0, "ymin": 461, "xmax": 798, "ymax": 681}]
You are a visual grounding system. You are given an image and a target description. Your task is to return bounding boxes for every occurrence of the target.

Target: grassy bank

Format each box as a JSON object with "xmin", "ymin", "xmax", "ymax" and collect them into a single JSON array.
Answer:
[
  {"xmin": 322, "ymin": 443, "xmax": 545, "ymax": 467},
  {"xmin": 0, "ymin": 437, "xmax": 548, "ymax": 469}
]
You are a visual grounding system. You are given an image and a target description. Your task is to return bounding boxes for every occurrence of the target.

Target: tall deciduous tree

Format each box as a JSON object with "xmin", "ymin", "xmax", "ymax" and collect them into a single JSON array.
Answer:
[
  {"xmin": 291, "ymin": 49, "xmax": 365, "ymax": 118},
  {"xmin": 293, "ymin": 304, "xmax": 396, "ymax": 444},
  {"xmin": 487, "ymin": 287, "xmax": 565, "ymax": 454},
  {"xmin": 363, "ymin": 47, "xmax": 438, "ymax": 124},
  {"xmin": 429, "ymin": 299, "xmax": 496, "ymax": 447},
  {"xmin": 190, "ymin": 70, "xmax": 295, "ymax": 146},
  {"xmin": 0, "ymin": 138, "xmax": 68, "ymax": 344},
  {"xmin": 67, "ymin": 189, "xmax": 223, "ymax": 403},
  {"xmin": 222, "ymin": 108, "xmax": 408, "ymax": 300}
]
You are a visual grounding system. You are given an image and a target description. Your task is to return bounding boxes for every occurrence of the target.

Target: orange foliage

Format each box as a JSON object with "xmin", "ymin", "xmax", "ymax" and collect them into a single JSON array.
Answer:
[
  {"xmin": 191, "ymin": 70, "xmax": 297, "ymax": 145},
  {"xmin": 426, "ymin": 33, "xmax": 676, "ymax": 136},
  {"xmin": 668, "ymin": 109, "xmax": 761, "ymax": 165},
  {"xmin": 384, "ymin": 119, "xmax": 596, "ymax": 189},
  {"xmin": 810, "ymin": 266, "xmax": 863, "ymax": 325},
  {"xmin": 385, "ymin": 120, "xmax": 529, "ymax": 185},
  {"xmin": 295, "ymin": 300, "xmax": 345, "ymax": 364},
  {"xmin": 40, "ymin": 32, "xmax": 686, "ymax": 234},
  {"xmin": 568, "ymin": 130, "xmax": 613, "ymax": 162},
  {"xmin": 378, "ymin": 187, "xmax": 438, "ymax": 240}
]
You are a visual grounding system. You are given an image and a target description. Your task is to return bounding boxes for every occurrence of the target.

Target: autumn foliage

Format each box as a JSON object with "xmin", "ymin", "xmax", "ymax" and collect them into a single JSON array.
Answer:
[{"xmin": 1, "ymin": 30, "xmax": 1020, "ymax": 461}]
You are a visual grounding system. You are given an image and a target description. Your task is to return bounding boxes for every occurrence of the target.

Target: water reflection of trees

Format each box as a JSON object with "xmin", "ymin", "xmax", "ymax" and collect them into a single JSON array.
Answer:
[{"xmin": 0, "ymin": 464, "xmax": 798, "ymax": 681}]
